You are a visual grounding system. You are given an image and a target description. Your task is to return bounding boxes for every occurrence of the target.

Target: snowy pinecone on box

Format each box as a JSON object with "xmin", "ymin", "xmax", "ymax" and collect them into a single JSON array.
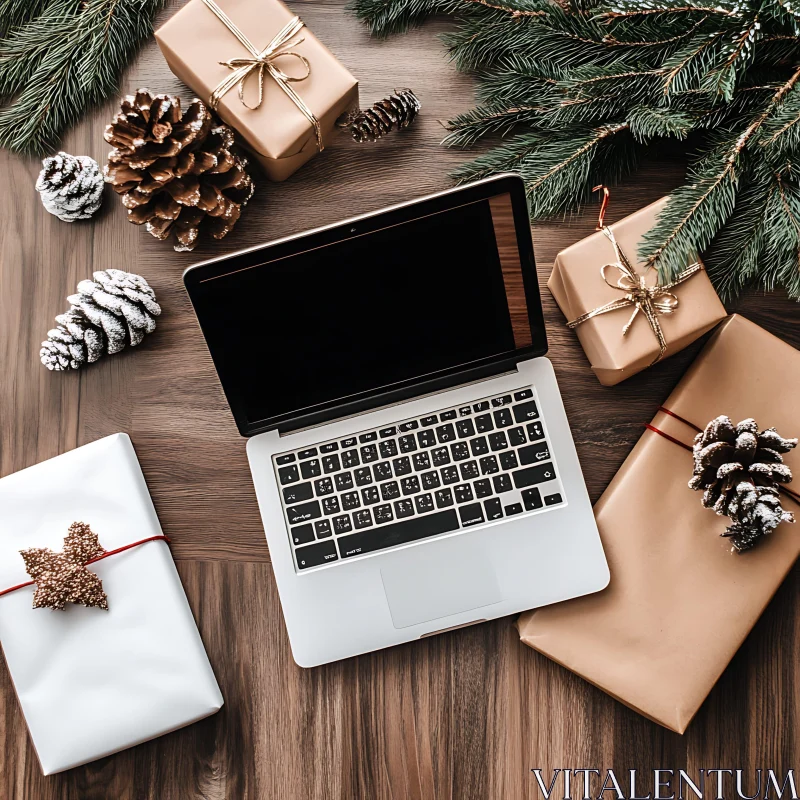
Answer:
[
  {"xmin": 36, "ymin": 152, "xmax": 104, "ymax": 222},
  {"xmin": 40, "ymin": 270, "xmax": 160, "ymax": 371}
]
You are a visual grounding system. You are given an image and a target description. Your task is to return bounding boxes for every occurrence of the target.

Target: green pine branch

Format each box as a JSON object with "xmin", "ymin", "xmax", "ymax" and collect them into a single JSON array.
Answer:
[{"xmin": 0, "ymin": 0, "xmax": 164, "ymax": 156}]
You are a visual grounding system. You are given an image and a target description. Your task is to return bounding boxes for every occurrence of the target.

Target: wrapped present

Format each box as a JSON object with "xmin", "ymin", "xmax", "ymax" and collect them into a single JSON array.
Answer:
[
  {"xmin": 0, "ymin": 434, "xmax": 223, "ymax": 775},
  {"xmin": 549, "ymin": 193, "xmax": 727, "ymax": 386},
  {"xmin": 517, "ymin": 315, "xmax": 800, "ymax": 733},
  {"xmin": 155, "ymin": 0, "xmax": 359, "ymax": 181}
]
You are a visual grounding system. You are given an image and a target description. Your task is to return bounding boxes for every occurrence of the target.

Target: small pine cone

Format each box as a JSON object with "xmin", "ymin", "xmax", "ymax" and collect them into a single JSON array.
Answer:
[
  {"xmin": 104, "ymin": 89, "xmax": 254, "ymax": 252},
  {"xmin": 722, "ymin": 483, "xmax": 795, "ymax": 552},
  {"xmin": 688, "ymin": 415, "xmax": 797, "ymax": 515},
  {"xmin": 343, "ymin": 89, "xmax": 421, "ymax": 143},
  {"xmin": 40, "ymin": 269, "xmax": 160, "ymax": 371},
  {"xmin": 36, "ymin": 152, "xmax": 104, "ymax": 222}
]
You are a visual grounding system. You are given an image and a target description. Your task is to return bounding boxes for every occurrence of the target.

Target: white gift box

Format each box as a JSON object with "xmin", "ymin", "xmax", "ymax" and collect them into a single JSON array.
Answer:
[{"xmin": 0, "ymin": 433, "xmax": 223, "ymax": 775}]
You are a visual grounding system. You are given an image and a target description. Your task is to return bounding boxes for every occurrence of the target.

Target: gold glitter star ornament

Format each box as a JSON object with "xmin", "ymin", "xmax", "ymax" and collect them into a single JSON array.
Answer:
[{"xmin": 20, "ymin": 522, "xmax": 109, "ymax": 610}]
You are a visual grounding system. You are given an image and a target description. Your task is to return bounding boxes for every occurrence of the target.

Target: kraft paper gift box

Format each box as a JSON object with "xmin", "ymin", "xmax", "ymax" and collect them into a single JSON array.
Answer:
[
  {"xmin": 0, "ymin": 433, "xmax": 223, "ymax": 775},
  {"xmin": 155, "ymin": 0, "xmax": 359, "ymax": 181},
  {"xmin": 517, "ymin": 315, "xmax": 800, "ymax": 733},
  {"xmin": 548, "ymin": 197, "xmax": 727, "ymax": 386}
]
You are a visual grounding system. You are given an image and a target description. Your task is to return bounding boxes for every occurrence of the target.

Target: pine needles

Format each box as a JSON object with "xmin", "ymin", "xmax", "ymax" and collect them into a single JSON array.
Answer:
[
  {"xmin": 351, "ymin": 0, "xmax": 800, "ymax": 299},
  {"xmin": 0, "ymin": 0, "xmax": 165, "ymax": 156}
]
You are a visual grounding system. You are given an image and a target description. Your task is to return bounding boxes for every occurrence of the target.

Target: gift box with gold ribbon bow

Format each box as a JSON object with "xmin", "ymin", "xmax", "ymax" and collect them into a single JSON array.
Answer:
[
  {"xmin": 548, "ymin": 196, "xmax": 727, "ymax": 386},
  {"xmin": 155, "ymin": 0, "xmax": 359, "ymax": 181}
]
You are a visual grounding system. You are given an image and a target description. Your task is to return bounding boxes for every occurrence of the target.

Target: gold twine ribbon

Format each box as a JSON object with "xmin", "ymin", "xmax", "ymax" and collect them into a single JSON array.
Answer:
[
  {"xmin": 566, "ymin": 187, "xmax": 703, "ymax": 365},
  {"xmin": 200, "ymin": 0, "xmax": 323, "ymax": 150}
]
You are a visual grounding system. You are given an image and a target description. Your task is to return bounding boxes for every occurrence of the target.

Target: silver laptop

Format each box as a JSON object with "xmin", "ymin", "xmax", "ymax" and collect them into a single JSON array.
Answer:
[{"xmin": 184, "ymin": 174, "xmax": 609, "ymax": 667}]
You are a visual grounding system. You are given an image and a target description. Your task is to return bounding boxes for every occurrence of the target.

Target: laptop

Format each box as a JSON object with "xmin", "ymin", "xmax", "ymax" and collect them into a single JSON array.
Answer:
[{"xmin": 184, "ymin": 173, "xmax": 609, "ymax": 667}]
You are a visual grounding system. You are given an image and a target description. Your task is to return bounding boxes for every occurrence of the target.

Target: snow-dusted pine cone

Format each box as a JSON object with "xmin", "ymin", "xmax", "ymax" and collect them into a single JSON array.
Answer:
[
  {"xmin": 689, "ymin": 415, "xmax": 797, "ymax": 551},
  {"xmin": 36, "ymin": 152, "xmax": 104, "ymax": 222},
  {"xmin": 40, "ymin": 270, "xmax": 160, "ymax": 371}
]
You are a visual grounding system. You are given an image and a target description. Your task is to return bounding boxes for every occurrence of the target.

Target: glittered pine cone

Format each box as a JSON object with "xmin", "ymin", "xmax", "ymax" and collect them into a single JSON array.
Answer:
[{"xmin": 104, "ymin": 89, "xmax": 254, "ymax": 252}]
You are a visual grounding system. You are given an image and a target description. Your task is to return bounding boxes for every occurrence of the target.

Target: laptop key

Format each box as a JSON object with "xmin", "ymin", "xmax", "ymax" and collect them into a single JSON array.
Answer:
[
  {"xmin": 322, "ymin": 496, "xmax": 340, "ymax": 515},
  {"xmin": 298, "ymin": 448, "xmax": 318, "ymax": 459},
  {"xmin": 361, "ymin": 444, "xmax": 379, "ymax": 463},
  {"xmin": 335, "ymin": 472, "xmax": 354, "ymax": 492},
  {"xmin": 394, "ymin": 499, "xmax": 415, "ymax": 519},
  {"xmin": 291, "ymin": 523, "xmax": 315, "ymax": 545},
  {"xmin": 375, "ymin": 504, "xmax": 394, "ymax": 524},
  {"xmin": 393, "ymin": 456, "xmax": 412, "ymax": 476},
  {"xmin": 276, "ymin": 453, "xmax": 295, "ymax": 465},
  {"xmin": 287, "ymin": 500, "xmax": 321, "ymax": 526},
  {"xmin": 338, "ymin": 509, "xmax": 460, "ymax": 558},
  {"xmin": 474, "ymin": 478, "xmax": 492, "ymax": 498},
  {"xmin": 379, "ymin": 426, "xmax": 397, "ymax": 438},
  {"xmin": 283, "ymin": 482, "xmax": 313, "ymax": 504},
  {"xmin": 513, "ymin": 400, "xmax": 540, "ymax": 423},
  {"xmin": 522, "ymin": 487, "xmax": 544, "ymax": 510},
  {"xmin": 473, "ymin": 401, "xmax": 489, "ymax": 412},
  {"xmin": 454, "ymin": 484, "xmax": 474, "ymax": 504},
  {"xmin": 493, "ymin": 474, "xmax": 513, "ymax": 494},
  {"xmin": 431, "ymin": 447, "xmax": 450, "ymax": 467},
  {"xmin": 362, "ymin": 486, "xmax": 380, "ymax": 505},
  {"xmin": 374, "ymin": 461, "xmax": 393, "ymax": 481},
  {"xmin": 399, "ymin": 420, "xmax": 419, "ymax": 432},
  {"xmin": 484, "ymin": 497, "xmax": 503, "ymax": 520},
  {"xmin": 471, "ymin": 436, "xmax": 489, "ymax": 456},
  {"xmin": 301, "ymin": 459, "xmax": 321, "ymax": 479},
  {"xmin": 359, "ymin": 432, "xmax": 377, "ymax": 443},
  {"xmin": 475, "ymin": 414, "xmax": 493, "ymax": 433},
  {"xmin": 508, "ymin": 426, "xmax": 526, "ymax": 447},
  {"xmin": 342, "ymin": 449, "xmax": 360, "ymax": 468},
  {"xmin": 421, "ymin": 415, "xmax": 438, "ymax": 426},
  {"xmin": 492, "ymin": 395, "xmax": 512, "ymax": 407},
  {"xmin": 333, "ymin": 514, "xmax": 352, "ymax": 534},
  {"xmin": 379, "ymin": 440, "xmax": 398, "ymax": 459},
  {"xmin": 322, "ymin": 454, "xmax": 340, "ymax": 473},
  {"xmin": 418, "ymin": 430, "xmax": 437, "ymax": 449},
  {"xmin": 460, "ymin": 460, "xmax": 479, "ymax": 480},
  {"xmin": 354, "ymin": 509, "xmax": 374, "ymax": 529},
  {"xmin": 440, "ymin": 410, "xmax": 457, "ymax": 421},
  {"xmin": 341, "ymin": 492, "xmax": 360, "ymax": 510},
  {"xmin": 381, "ymin": 481, "xmax": 400, "ymax": 501},
  {"xmin": 401, "ymin": 476, "xmax": 421, "ymax": 495},
  {"xmin": 456, "ymin": 419, "xmax": 475, "ymax": 438},
  {"xmin": 315, "ymin": 519, "xmax": 332, "ymax": 538},
  {"xmin": 320, "ymin": 442, "xmax": 339, "ymax": 453},
  {"xmin": 512, "ymin": 462, "xmax": 556, "ymax": 489},
  {"xmin": 519, "ymin": 442, "xmax": 551, "ymax": 465},
  {"xmin": 341, "ymin": 437, "xmax": 357, "ymax": 448},
  {"xmin": 479, "ymin": 455, "xmax": 499, "ymax": 475},
  {"xmin": 435, "ymin": 488, "xmax": 454, "ymax": 508},
  {"xmin": 421, "ymin": 470, "xmax": 440, "ymax": 490},
  {"xmin": 451, "ymin": 442, "xmax": 470, "ymax": 461},
  {"xmin": 354, "ymin": 467, "xmax": 373, "ymax": 486},
  {"xmin": 489, "ymin": 432, "xmax": 508, "ymax": 451},
  {"xmin": 459, "ymin": 406, "xmax": 472, "ymax": 416},
  {"xmin": 500, "ymin": 451, "xmax": 518, "ymax": 471},
  {"xmin": 278, "ymin": 464, "xmax": 299, "ymax": 484},
  {"xmin": 441, "ymin": 466, "xmax": 459, "ymax": 485},
  {"xmin": 514, "ymin": 389, "xmax": 534, "ymax": 401},
  {"xmin": 415, "ymin": 493, "xmax": 434, "ymax": 513},
  {"xmin": 459, "ymin": 503, "xmax": 485, "ymax": 527},
  {"xmin": 505, "ymin": 503, "xmax": 523, "ymax": 516},
  {"xmin": 413, "ymin": 452, "xmax": 431, "ymax": 471},
  {"xmin": 314, "ymin": 477, "xmax": 334, "ymax": 496},
  {"xmin": 436, "ymin": 423, "xmax": 455, "ymax": 443},
  {"xmin": 399, "ymin": 434, "xmax": 417, "ymax": 453},
  {"xmin": 493, "ymin": 408, "xmax": 513, "ymax": 428},
  {"xmin": 296, "ymin": 540, "xmax": 338, "ymax": 569},
  {"xmin": 527, "ymin": 422, "xmax": 545, "ymax": 441},
  {"xmin": 545, "ymin": 493, "xmax": 563, "ymax": 506}
]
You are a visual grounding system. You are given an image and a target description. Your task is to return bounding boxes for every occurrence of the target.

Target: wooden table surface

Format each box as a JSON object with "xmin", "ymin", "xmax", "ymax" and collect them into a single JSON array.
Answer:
[{"xmin": 3, "ymin": 2, "xmax": 800, "ymax": 797}]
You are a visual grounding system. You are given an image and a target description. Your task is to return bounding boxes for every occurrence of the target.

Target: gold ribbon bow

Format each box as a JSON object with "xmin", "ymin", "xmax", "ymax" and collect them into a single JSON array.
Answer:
[
  {"xmin": 566, "ymin": 189, "xmax": 703, "ymax": 365},
  {"xmin": 201, "ymin": 0, "xmax": 323, "ymax": 150}
]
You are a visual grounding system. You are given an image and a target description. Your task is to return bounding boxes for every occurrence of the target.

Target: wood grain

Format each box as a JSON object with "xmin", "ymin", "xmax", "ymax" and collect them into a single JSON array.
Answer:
[{"xmin": 2, "ymin": 1, "xmax": 800, "ymax": 796}]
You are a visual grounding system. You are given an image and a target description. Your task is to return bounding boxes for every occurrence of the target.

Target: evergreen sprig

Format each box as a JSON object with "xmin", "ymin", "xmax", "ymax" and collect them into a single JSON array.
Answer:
[
  {"xmin": 352, "ymin": 0, "xmax": 800, "ymax": 299},
  {"xmin": 0, "ymin": 0, "xmax": 164, "ymax": 156}
]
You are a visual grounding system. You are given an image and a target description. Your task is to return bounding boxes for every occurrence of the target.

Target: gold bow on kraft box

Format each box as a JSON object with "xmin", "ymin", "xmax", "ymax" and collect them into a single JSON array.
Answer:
[
  {"xmin": 155, "ymin": 0, "xmax": 359, "ymax": 181},
  {"xmin": 547, "ymin": 196, "xmax": 727, "ymax": 386}
]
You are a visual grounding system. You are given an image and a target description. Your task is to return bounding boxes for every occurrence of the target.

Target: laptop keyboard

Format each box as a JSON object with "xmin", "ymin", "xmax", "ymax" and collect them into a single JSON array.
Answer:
[{"xmin": 273, "ymin": 387, "xmax": 565, "ymax": 571}]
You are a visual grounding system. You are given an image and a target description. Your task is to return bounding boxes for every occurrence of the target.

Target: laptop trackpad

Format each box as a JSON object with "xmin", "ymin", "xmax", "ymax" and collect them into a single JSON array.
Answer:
[{"xmin": 380, "ymin": 540, "xmax": 503, "ymax": 629}]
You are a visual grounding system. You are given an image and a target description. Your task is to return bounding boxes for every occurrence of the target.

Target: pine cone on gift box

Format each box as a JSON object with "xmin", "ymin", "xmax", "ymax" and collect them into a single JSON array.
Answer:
[
  {"xmin": 689, "ymin": 415, "xmax": 797, "ymax": 551},
  {"xmin": 104, "ymin": 89, "xmax": 254, "ymax": 252},
  {"xmin": 342, "ymin": 89, "xmax": 421, "ymax": 143},
  {"xmin": 40, "ymin": 269, "xmax": 160, "ymax": 371},
  {"xmin": 35, "ymin": 152, "xmax": 104, "ymax": 222}
]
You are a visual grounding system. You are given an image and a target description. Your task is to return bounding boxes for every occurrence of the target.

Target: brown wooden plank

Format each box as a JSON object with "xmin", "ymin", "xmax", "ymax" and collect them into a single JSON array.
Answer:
[{"xmin": 3, "ymin": 0, "xmax": 800, "ymax": 796}]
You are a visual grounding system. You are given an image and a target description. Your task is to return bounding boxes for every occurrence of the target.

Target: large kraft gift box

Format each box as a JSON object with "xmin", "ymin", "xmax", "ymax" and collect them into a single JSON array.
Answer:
[
  {"xmin": 548, "ymin": 197, "xmax": 727, "ymax": 386},
  {"xmin": 155, "ymin": 0, "xmax": 359, "ymax": 181},
  {"xmin": 517, "ymin": 315, "xmax": 800, "ymax": 733}
]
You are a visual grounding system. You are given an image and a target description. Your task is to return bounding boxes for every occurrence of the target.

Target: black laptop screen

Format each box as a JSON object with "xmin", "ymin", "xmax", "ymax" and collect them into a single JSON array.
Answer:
[{"xmin": 188, "ymin": 191, "xmax": 537, "ymax": 429}]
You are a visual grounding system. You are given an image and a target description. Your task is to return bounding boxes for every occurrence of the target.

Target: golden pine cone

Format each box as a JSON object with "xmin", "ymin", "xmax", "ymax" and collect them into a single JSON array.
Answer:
[{"xmin": 104, "ymin": 89, "xmax": 254, "ymax": 252}]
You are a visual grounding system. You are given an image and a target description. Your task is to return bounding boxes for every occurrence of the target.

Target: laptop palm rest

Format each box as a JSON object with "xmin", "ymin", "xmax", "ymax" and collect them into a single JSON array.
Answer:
[{"xmin": 380, "ymin": 539, "xmax": 503, "ymax": 630}]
